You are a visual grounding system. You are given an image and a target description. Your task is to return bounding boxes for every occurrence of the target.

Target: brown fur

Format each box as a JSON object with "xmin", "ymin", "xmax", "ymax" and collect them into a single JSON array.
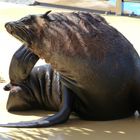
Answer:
[{"xmin": 5, "ymin": 11, "xmax": 140, "ymax": 122}]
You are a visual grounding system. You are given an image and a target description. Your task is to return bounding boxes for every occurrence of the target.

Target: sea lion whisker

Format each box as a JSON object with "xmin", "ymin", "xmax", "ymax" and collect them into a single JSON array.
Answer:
[
  {"xmin": 20, "ymin": 27, "xmax": 35, "ymax": 41},
  {"xmin": 15, "ymin": 25, "xmax": 33, "ymax": 42},
  {"xmin": 23, "ymin": 30, "xmax": 32, "ymax": 40},
  {"xmin": 16, "ymin": 22, "xmax": 36, "ymax": 37},
  {"xmin": 15, "ymin": 25, "xmax": 28, "ymax": 36},
  {"xmin": 19, "ymin": 26, "xmax": 31, "ymax": 36}
]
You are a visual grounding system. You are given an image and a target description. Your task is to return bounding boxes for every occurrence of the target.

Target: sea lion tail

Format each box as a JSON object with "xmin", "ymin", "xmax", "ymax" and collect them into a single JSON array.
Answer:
[{"xmin": 0, "ymin": 118, "xmax": 52, "ymax": 128}]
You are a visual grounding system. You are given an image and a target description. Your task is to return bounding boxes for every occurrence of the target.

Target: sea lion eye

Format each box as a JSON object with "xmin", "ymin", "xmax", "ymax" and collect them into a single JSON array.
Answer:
[
  {"xmin": 30, "ymin": 15, "xmax": 35, "ymax": 20},
  {"xmin": 20, "ymin": 15, "xmax": 36, "ymax": 25}
]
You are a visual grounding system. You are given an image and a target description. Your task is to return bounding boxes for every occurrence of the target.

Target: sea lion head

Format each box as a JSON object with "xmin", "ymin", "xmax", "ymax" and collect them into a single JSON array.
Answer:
[{"xmin": 5, "ymin": 10, "xmax": 52, "ymax": 58}]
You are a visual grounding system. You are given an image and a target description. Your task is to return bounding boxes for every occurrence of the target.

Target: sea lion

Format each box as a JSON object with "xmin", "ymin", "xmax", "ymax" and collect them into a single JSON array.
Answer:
[
  {"xmin": 3, "ymin": 44, "xmax": 39, "ymax": 111},
  {"xmin": 2, "ymin": 11, "xmax": 140, "ymax": 127},
  {"xmin": 3, "ymin": 45, "xmax": 75, "ymax": 127},
  {"xmin": 3, "ymin": 45, "xmax": 64, "ymax": 113}
]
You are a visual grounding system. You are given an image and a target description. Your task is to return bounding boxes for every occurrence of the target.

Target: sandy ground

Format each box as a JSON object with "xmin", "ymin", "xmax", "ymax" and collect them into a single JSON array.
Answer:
[
  {"xmin": 0, "ymin": 1, "xmax": 140, "ymax": 140},
  {"xmin": 36, "ymin": 0, "xmax": 116, "ymax": 13}
]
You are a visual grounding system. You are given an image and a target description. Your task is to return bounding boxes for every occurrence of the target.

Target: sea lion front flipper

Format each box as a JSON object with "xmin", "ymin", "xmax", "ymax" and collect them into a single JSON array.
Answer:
[
  {"xmin": 0, "ymin": 85, "xmax": 75, "ymax": 128},
  {"xmin": 9, "ymin": 44, "xmax": 39, "ymax": 83}
]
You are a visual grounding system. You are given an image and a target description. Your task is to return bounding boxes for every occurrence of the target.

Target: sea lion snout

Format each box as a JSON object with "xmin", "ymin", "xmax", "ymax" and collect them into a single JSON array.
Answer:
[
  {"xmin": 3, "ymin": 83, "xmax": 12, "ymax": 91},
  {"xmin": 5, "ymin": 22, "xmax": 14, "ymax": 34}
]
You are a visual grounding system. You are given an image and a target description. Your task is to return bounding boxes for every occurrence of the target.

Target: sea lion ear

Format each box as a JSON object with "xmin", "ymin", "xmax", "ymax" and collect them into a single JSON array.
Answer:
[
  {"xmin": 43, "ymin": 10, "xmax": 52, "ymax": 18},
  {"xmin": 42, "ymin": 10, "xmax": 55, "ymax": 22}
]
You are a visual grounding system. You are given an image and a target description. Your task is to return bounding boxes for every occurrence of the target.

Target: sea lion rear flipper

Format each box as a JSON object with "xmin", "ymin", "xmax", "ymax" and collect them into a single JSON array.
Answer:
[
  {"xmin": 0, "ymin": 85, "xmax": 75, "ymax": 128},
  {"xmin": 9, "ymin": 44, "xmax": 39, "ymax": 83}
]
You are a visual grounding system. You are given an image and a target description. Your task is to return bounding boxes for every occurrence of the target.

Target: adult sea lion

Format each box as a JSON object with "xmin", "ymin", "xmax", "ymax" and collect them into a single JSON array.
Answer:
[{"xmin": 2, "ymin": 11, "xmax": 140, "ymax": 127}]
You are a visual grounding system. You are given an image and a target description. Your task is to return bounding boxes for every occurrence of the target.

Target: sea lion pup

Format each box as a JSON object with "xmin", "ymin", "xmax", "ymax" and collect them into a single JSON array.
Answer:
[
  {"xmin": 3, "ymin": 11, "xmax": 140, "ymax": 127},
  {"xmin": 4, "ymin": 45, "xmax": 68, "ymax": 115},
  {"xmin": 4, "ymin": 45, "xmax": 39, "ymax": 91},
  {"xmin": 3, "ymin": 45, "xmax": 75, "ymax": 127},
  {"xmin": 3, "ymin": 45, "xmax": 39, "ymax": 110}
]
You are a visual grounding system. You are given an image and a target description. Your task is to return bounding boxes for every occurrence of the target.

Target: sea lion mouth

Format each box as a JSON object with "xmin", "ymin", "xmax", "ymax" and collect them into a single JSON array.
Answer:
[{"xmin": 5, "ymin": 22, "xmax": 32, "ymax": 45}]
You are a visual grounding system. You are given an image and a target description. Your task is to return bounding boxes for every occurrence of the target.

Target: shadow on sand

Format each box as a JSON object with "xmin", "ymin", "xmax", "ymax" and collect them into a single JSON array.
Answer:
[{"xmin": 0, "ymin": 116, "xmax": 140, "ymax": 140}]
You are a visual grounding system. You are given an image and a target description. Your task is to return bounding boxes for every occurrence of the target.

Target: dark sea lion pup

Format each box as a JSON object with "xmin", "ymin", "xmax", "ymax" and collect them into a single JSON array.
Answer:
[
  {"xmin": 3, "ymin": 11, "xmax": 140, "ymax": 127},
  {"xmin": 3, "ymin": 45, "xmax": 39, "ymax": 111},
  {"xmin": 3, "ymin": 45, "xmax": 75, "ymax": 127},
  {"xmin": 3, "ymin": 12, "xmax": 76, "ymax": 128},
  {"xmin": 4, "ymin": 44, "xmax": 39, "ymax": 91}
]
